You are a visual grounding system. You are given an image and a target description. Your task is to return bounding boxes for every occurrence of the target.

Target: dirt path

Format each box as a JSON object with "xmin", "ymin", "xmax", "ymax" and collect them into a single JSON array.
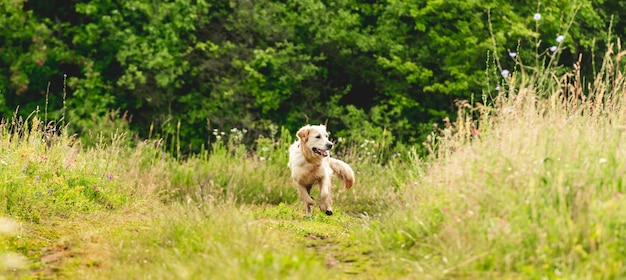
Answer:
[{"xmin": 255, "ymin": 203, "xmax": 384, "ymax": 278}]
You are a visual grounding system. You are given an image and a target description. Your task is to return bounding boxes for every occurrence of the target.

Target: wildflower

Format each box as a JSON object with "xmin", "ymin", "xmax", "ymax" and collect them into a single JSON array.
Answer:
[
  {"xmin": 495, "ymin": 86, "xmax": 500, "ymax": 91},
  {"xmin": 549, "ymin": 46, "xmax": 557, "ymax": 52},
  {"xmin": 106, "ymin": 173, "xmax": 113, "ymax": 180},
  {"xmin": 508, "ymin": 52, "xmax": 517, "ymax": 58},
  {"xmin": 556, "ymin": 35, "xmax": 565, "ymax": 43},
  {"xmin": 533, "ymin": 13, "xmax": 541, "ymax": 21},
  {"xmin": 599, "ymin": 158, "xmax": 608, "ymax": 164},
  {"xmin": 501, "ymin": 69, "xmax": 510, "ymax": 78},
  {"xmin": 35, "ymin": 176, "xmax": 40, "ymax": 182}
]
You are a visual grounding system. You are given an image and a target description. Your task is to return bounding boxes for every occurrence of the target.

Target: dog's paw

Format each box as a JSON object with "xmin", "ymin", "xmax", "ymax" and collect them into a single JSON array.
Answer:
[{"xmin": 325, "ymin": 210, "xmax": 333, "ymax": 216}]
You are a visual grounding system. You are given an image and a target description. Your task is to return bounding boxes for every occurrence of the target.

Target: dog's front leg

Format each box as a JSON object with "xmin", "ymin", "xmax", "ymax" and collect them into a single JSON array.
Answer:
[
  {"xmin": 319, "ymin": 177, "xmax": 333, "ymax": 215},
  {"xmin": 297, "ymin": 184, "xmax": 315, "ymax": 216}
]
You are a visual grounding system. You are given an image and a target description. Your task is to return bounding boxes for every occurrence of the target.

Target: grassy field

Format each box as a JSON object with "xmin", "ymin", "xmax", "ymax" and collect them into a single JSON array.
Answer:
[{"xmin": 3, "ymin": 50, "xmax": 626, "ymax": 279}]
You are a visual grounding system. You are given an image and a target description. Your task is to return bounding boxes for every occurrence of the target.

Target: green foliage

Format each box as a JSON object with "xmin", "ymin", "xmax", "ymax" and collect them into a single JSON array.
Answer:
[{"xmin": 0, "ymin": 0, "xmax": 623, "ymax": 153}]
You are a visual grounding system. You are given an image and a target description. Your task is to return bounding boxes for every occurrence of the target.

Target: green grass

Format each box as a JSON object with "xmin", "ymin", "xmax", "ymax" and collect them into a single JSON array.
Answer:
[
  {"xmin": 0, "ymin": 112, "xmax": 410, "ymax": 279},
  {"xmin": 3, "ymin": 48, "xmax": 626, "ymax": 279}
]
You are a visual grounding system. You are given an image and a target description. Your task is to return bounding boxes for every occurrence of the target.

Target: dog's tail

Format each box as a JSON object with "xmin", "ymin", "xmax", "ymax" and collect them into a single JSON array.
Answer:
[{"xmin": 329, "ymin": 158, "xmax": 355, "ymax": 190}]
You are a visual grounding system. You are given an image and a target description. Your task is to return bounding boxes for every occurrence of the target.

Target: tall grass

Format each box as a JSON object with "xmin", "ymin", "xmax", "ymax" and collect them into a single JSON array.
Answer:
[{"xmin": 366, "ymin": 43, "xmax": 626, "ymax": 278}]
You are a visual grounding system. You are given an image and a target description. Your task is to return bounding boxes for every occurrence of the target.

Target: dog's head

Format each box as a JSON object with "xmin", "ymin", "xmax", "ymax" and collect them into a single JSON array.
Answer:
[{"xmin": 296, "ymin": 124, "xmax": 334, "ymax": 158}]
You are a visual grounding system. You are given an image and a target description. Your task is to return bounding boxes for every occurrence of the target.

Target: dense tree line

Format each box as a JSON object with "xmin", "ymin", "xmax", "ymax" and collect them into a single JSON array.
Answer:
[{"xmin": 0, "ymin": 0, "xmax": 621, "ymax": 151}]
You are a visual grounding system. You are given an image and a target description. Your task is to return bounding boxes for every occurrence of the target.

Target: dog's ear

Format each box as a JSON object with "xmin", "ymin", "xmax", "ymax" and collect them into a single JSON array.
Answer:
[{"xmin": 296, "ymin": 126, "xmax": 310, "ymax": 143}]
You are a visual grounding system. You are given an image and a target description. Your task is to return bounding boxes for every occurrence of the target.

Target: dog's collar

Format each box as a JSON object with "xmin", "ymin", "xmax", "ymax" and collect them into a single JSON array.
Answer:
[{"xmin": 305, "ymin": 153, "xmax": 321, "ymax": 163}]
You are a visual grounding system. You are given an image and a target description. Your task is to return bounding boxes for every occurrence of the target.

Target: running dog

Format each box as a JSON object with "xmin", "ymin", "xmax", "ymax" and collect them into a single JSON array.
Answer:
[{"xmin": 287, "ymin": 124, "xmax": 355, "ymax": 216}]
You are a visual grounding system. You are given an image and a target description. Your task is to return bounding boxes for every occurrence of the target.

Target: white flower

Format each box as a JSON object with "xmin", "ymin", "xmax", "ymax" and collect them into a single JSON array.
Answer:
[
  {"xmin": 599, "ymin": 158, "xmax": 608, "ymax": 164},
  {"xmin": 533, "ymin": 13, "xmax": 541, "ymax": 21},
  {"xmin": 495, "ymin": 86, "xmax": 501, "ymax": 91},
  {"xmin": 501, "ymin": 69, "xmax": 510, "ymax": 78},
  {"xmin": 556, "ymin": 35, "xmax": 565, "ymax": 43},
  {"xmin": 509, "ymin": 52, "xmax": 517, "ymax": 58},
  {"xmin": 549, "ymin": 46, "xmax": 557, "ymax": 52}
]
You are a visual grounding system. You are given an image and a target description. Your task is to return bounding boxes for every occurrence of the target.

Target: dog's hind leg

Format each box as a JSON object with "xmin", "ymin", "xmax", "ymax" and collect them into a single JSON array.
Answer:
[
  {"xmin": 319, "ymin": 177, "xmax": 333, "ymax": 216},
  {"xmin": 298, "ymin": 184, "xmax": 315, "ymax": 216}
]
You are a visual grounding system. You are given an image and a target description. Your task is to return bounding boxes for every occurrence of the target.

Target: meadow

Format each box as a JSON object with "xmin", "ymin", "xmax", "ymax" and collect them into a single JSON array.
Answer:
[{"xmin": 3, "ymin": 46, "xmax": 626, "ymax": 279}]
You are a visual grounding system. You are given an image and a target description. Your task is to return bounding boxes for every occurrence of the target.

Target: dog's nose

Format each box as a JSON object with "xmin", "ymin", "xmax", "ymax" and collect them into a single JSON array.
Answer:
[{"xmin": 326, "ymin": 143, "xmax": 334, "ymax": 149}]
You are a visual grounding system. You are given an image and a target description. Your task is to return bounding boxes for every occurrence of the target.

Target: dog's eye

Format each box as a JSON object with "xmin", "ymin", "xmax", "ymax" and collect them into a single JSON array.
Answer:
[{"xmin": 316, "ymin": 135, "xmax": 321, "ymax": 139}]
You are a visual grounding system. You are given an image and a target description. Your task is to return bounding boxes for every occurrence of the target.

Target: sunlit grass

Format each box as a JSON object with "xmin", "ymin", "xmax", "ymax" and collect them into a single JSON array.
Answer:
[{"xmin": 365, "ymin": 45, "xmax": 626, "ymax": 278}]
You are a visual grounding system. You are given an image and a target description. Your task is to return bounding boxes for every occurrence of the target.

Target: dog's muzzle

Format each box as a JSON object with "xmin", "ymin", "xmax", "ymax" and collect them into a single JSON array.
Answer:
[{"xmin": 312, "ymin": 147, "xmax": 328, "ymax": 157}]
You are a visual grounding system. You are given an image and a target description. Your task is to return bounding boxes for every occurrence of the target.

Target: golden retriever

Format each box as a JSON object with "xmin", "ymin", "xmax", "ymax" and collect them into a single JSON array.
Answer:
[{"xmin": 288, "ymin": 124, "xmax": 355, "ymax": 216}]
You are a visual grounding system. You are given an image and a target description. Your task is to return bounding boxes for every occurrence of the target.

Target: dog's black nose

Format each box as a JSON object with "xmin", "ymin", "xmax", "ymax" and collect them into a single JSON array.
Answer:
[{"xmin": 326, "ymin": 143, "xmax": 334, "ymax": 149}]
